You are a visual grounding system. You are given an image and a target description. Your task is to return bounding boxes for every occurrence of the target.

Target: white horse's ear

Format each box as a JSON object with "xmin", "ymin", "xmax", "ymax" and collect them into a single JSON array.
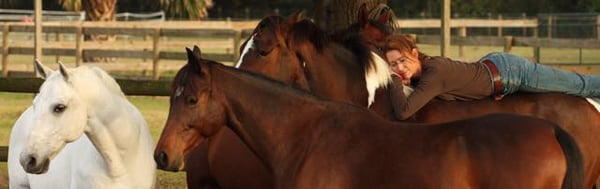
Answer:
[
  {"xmin": 58, "ymin": 61, "xmax": 70, "ymax": 81},
  {"xmin": 34, "ymin": 59, "xmax": 54, "ymax": 79}
]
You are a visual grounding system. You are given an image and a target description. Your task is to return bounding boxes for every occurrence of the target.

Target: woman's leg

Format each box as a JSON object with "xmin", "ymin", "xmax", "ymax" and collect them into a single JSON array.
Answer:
[{"xmin": 482, "ymin": 52, "xmax": 600, "ymax": 98}]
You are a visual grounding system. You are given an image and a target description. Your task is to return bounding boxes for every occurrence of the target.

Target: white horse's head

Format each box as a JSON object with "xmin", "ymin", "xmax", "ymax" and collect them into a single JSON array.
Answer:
[{"xmin": 20, "ymin": 60, "xmax": 123, "ymax": 174}]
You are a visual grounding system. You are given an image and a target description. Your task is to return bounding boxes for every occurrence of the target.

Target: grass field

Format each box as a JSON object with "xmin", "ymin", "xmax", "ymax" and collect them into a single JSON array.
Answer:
[{"xmin": 0, "ymin": 92, "xmax": 187, "ymax": 189}]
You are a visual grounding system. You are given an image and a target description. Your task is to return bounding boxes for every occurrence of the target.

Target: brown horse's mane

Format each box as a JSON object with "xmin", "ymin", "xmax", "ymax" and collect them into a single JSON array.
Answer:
[
  {"xmin": 252, "ymin": 15, "xmax": 286, "ymax": 34},
  {"xmin": 175, "ymin": 58, "xmax": 334, "ymax": 102},
  {"xmin": 288, "ymin": 19, "xmax": 374, "ymax": 74},
  {"xmin": 342, "ymin": 19, "xmax": 393, "ymax": 38}
]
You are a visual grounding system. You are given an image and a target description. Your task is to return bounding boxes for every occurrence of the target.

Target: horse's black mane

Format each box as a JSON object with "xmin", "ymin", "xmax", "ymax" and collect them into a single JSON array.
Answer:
[
  {"xmin": 334, "ymin": 19, "xmax": 394, "ymax": 73},
  {"xmin": 288, "ymin": 20, "xmax": 330, "ymax": 52},
  {"xmin": 253, "ymin": 15, "xmax": 286, "ymax": 34},
  {"xmin": 175, "ymin": 57, "xmax": 325, "ymax": 101},
  {"xmin": 288, "ymin": 19, "xmax": 374, "ymax": 73}
]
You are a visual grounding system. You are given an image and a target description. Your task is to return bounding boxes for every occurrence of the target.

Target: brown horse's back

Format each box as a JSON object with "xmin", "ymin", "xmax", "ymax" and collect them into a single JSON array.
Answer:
[
  {"xmin": 293, "ymin": 113, "xmax": 582, "ymax": 189},
  {"xmin": 407, "ymin": 92, "xmax": 599, "ymax": 187}
]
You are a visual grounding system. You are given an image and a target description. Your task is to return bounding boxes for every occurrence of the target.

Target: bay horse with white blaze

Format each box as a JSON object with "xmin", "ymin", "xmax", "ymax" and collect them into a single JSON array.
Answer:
[{"xmin": 155, "ymin": 47, "xmax": 582, "ymax": 189}]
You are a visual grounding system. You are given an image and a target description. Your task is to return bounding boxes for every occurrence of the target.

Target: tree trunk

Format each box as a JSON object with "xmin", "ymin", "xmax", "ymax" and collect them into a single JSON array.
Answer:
[
  {"xmin": 313, "ymin": 0, "xmax": 389, "ymax": 34},
  {"xmin": 83, "ymin": 0, "xmax": 117, "ymax": 62}
]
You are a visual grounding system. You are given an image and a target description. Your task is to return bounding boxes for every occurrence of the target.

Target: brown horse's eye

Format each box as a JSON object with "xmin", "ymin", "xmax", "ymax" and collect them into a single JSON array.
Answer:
[
  {"xmin": 186, "ymin": 96, "xmax": 198, "ymax": 105},
  {"xmin": 259, "ymin": 50, "xmax": 269, "ymax": 56}
]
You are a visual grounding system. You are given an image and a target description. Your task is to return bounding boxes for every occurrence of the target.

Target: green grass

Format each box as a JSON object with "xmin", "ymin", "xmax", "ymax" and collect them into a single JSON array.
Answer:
[{"xmin": 0, "ymin": 92, "xmax": 187, "ymax": 189}]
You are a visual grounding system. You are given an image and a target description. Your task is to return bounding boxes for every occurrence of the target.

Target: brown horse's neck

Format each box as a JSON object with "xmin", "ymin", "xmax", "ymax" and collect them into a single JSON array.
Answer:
[
  {"xmin": 296, "ymin": 43, "xmax": 369, "ymax": 106},
  {"xmin": 213, "ymin": 65, "xmax": 329, "ymax": 178}
]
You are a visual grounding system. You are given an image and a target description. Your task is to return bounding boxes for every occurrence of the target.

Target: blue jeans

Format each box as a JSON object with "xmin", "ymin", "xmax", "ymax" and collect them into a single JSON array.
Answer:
[{"xmin": 480, "ymin": 52, "xmax": 600, "ymax": 98}]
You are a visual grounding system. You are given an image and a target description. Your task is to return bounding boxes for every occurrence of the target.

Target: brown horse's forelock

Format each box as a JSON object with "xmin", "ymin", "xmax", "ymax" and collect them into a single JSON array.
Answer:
[
  {"xmin": 335, "ymin": 20, "xmax": 393, "ymax": 74},
  {"xmin": 368, "ymin": 19, "xmax": 394, "ymax": 35},
  {"xmin": 172, "ymin": 63, "xmax": 200, "ymax": 99},
  {"xmin": 287, "ymin": 20, "xmax": 375, "ymax": 73},
  {"xmin": 254, "ymin": 16, "xmax": 286, "ymax": 36},
  {"xmin": 288, "ymin": 20, "xmax": 329, "ymax": 52}
]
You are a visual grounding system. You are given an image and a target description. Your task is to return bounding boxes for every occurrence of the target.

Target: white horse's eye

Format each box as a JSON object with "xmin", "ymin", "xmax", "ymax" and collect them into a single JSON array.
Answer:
[{"xmin": 53, "ymin": 104, "xmax": 67, "ymax": 113}]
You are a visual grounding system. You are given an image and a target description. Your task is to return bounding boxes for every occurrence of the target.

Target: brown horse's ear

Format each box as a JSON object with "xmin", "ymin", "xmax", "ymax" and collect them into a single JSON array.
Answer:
[
  {"xmin": 378, "ymin": 8, "xmax": 392, "ymax": 24},
  {"xmin": 358, "ymin": 3, "xmax": 369, "ymax": 28},
  {"xmin": 186, "ymin": 47, "xmax": 201, "ymax": 72},
  {"xmin": 186, "ymin": 47, "xmax": 194, "ymax": 62},
  {"xmin": 287, "ymin": 10, "xmax": 304, "ymax": 24},
  {"xmin": 193, "ymin": 45, "xmax": 202, "ymax": 58}
]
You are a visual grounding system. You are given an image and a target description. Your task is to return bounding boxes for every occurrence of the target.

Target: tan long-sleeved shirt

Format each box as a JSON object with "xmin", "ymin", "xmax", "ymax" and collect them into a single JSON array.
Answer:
[{"xmin": 390, "ymin": 56, "xmax": 493, "ymax": 120}]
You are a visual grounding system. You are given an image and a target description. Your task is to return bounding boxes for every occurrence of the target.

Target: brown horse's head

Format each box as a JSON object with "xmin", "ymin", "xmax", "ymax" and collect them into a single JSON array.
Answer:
[
  {"xmin": 154, "ymin": 46, "xmax": 226, "ymax": 171},
  {"xmin": 343, "ymin": 3, "xmax": 394, "ymax": 56},
  {"xmin": 235, "ymin": 11, "xmax": 310, "ymax": 91}
]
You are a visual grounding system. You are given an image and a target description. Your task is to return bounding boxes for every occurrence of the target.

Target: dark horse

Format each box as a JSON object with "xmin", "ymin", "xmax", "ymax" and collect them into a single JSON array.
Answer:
[
  {"xmin": 182, "ymin": 13, "xmax": 305, "ymax": 189},
  {"xmin": 236, "ymin": 7, "xmax": 600, "ymax": 188},
  {"xmin": 155, "ymin": 47, "xmax": 583, "ymax": 189},
  {"xmin": 185, "ymin": 13, "xmax": 387, "ymax": 189}
]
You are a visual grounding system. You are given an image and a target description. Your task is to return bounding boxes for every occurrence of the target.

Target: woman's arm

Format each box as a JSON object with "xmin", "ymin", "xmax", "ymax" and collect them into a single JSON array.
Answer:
[{"xmin": 389, "ymin": 70, "xmax": 445, "ymax": 120}]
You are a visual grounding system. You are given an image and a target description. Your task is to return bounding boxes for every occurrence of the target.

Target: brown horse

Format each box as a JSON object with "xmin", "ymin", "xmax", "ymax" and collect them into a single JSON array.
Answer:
[
  {"xmin": 182, "ymin": 14, "xmax": 305, "ymax": 189},
  {"xmin": 238, "ymin": 6, "xmax": 600, "ymax": 188},
  {"xmin": 154, "ymin": 47, "xmax": 583, "ymax": 189}
]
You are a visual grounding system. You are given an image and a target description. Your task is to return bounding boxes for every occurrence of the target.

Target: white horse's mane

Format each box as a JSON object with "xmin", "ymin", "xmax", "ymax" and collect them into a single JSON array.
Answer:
[{"xmin": 71, "ymin": 66, "xmax": 125, "ymax": 97}]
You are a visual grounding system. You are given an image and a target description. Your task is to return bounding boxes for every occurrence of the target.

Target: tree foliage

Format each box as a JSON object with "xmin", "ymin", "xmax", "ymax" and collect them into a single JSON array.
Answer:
[
  {"xmin": 0, "ymin": 0, "xmax": 597, "ymax": 19},
  {"xmin": 159, "ymin": 0, "xmax": 214, "ymax": 20}
]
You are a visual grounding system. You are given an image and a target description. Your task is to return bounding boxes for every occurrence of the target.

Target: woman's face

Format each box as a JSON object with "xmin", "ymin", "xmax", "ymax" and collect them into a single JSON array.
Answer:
[{"xmin": 386, "ymin": 49, "xmax": 421, "ymax": 80}]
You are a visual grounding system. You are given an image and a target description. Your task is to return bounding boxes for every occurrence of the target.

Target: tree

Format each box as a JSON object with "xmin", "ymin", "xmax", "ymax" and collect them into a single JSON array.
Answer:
[
  {"xmin": 159, "ymin": 0, "xmax": 214, "ymax": 20},
  {"xmin": 58, "ymin": 0, "xmax": 117, "ymax": 62},
  {"xmin": 312, "ymin": 0, "xmax": 397, "ymax": 33},
  {"xmin": 58, "ymin": 0, "xmax": 116, "ymax": 21}
]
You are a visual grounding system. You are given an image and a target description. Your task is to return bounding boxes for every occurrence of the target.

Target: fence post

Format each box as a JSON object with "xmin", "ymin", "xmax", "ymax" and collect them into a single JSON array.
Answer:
[
  {"xmin": 2, "ymin": 24, "xmax": 9, "ymax": 77},
  {"xmin": 522, "ymin": 13, "xmax": 527, "ymax": 36},
  {"xmin": 55, "ymin": 32, "xmax": 61, "ymax": 63},
  {"xmin": 152, "ymin": 28, "xmax": 161, "ymax": 80},
  {"xmin": 75, "ymin": 23, "xmax": 83, "ymax": 66},
  {"xmin": 143, "ymin": 34, "xmax": 149, "ymax": 62},
  {"xmin": 497, "ymin": 14, "xmax": 503, "ymax": 37},
  {"xmin": 547, "ymin": 15, "xmax": 553, "ymax": 38},
  {"xmin": 597, "ymin": 15, "xmax": 600, "ymax": 40},
  {"xmin": 503, "ymin": 36, "xmax": 513, "ymax": 52},
  {"xmin": 458, "ymin": 26, "xmax": 466, "ymax": 59},
  {"xmin": 533, "ymin": 18, "xmax": 540, "ymax": 63}
]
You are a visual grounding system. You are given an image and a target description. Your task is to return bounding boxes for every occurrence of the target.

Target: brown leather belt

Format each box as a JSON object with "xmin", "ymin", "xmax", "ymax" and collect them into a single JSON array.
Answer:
[{"xmin": 481, "ymin": 59, "xmax": 504, "ymax": 100}]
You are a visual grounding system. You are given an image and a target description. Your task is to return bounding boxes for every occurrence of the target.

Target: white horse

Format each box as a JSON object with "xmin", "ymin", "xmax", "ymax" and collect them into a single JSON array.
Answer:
[{"xmin": 8, "ymin": 60, "xmax": 156, "ymax": 189}]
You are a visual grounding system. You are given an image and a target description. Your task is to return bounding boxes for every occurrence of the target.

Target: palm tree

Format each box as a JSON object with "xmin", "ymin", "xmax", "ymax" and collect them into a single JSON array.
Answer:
[
  {"xmin": 58, "ymin": 0, "xmax": 116, "ymax": 21},
  {"xmin": 159, "ymin": 0, "xmax": 214, "ymax": 20},
  {"xmin": 313, "ymin": 0, "xmax": 397, "ymax": 33},
  {"xmin": 58, "ymin": 0, "xmax": 117, "ymax": 62}
]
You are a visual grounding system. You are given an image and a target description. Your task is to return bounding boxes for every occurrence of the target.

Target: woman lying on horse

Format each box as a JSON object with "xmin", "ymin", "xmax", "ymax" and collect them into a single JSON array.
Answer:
[{"xmin": 383, "ymin": 34, "xmax": 600, "ymax": 120}]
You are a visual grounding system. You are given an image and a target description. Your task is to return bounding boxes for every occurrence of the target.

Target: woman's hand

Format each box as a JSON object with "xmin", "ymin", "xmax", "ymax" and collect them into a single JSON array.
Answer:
[{"xmin": 390, "ymin": 63, "xmax": 412, "ymax": 83}]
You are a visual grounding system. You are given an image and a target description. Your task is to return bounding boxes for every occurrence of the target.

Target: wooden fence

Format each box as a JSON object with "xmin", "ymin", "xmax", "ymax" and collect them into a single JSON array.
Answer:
[
  {"xmin": 1, "ymin": 18, "xmax": 599, "ymax": 79},
  {"xmin": 1, "ymin": 18, "xmax": 600, "ymax": 162},
  {"xmin": 0, "ymin": 20, "xmax": 258, "ymax": 79}
]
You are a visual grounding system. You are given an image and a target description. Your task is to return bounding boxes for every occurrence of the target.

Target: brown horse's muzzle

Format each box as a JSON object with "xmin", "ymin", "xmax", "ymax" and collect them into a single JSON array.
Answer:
[
  {"xmin": 154, "ymin": 148, "xmax": 184, "ymax": 172},
  {"xmin": 154, "ymin": 127, "xmax": 206, "ymax": 172}
]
